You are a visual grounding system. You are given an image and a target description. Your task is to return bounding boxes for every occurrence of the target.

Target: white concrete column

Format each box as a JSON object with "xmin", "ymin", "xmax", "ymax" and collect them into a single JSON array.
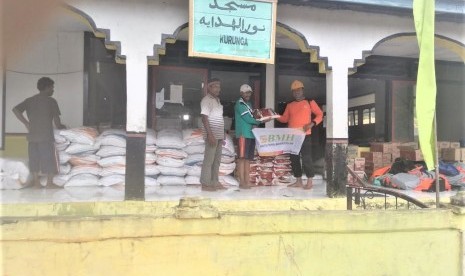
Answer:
[
  {"xmin": 0, "ymin": 1, "xmax": 4, "ymax": 149},
  {"xmin": 265, "ymin": 63, "xmax": 275, "ymax": 128},
  {"xmin": 326, "ymin": 65, "xmax": 349, "ymax": 139},
  {"xmin": 126, "ymin": 54, "xmax": 148, "ymax": 133}
]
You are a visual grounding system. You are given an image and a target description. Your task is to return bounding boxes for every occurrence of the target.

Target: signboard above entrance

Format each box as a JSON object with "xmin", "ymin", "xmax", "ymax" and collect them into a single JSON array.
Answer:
[{"xmin": 189, "ymin": 0, "xmax": 277, "ymax": 64}]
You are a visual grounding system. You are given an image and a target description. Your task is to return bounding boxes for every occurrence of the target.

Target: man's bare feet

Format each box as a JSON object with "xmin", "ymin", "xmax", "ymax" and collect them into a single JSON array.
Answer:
[
  {"xmin": 32, "ymin": 181, "xmax": 42, "ymax": 189},
  {"xmin": 303, "ymin": 178, "xmax": 313, "ymax": 190},
  {"xmin": 201, "ymin": 185, "xmax": 217, "ymax": 191},
  {"xmin": 215, "ymin": 183, "xmax": 227, "ymax": 190},
  {"xmin": 239, "ymin": 183, "xmax": 251, "ymax": 189},
  {"xmin": 288, "ymin": 178, "xmax": 303, "ymax": 187}
]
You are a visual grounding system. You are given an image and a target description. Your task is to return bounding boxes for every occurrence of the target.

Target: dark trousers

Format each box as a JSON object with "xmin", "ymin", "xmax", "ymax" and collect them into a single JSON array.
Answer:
[{"xmin": 290, "ymin": 135, "xmax": 314, "ymax": 178}]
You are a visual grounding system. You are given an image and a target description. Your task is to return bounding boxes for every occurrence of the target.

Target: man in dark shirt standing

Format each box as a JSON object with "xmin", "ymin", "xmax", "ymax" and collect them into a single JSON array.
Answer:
[{"xmin": 13, "ymin": 77, "xmax": 66, "ymax": 188}]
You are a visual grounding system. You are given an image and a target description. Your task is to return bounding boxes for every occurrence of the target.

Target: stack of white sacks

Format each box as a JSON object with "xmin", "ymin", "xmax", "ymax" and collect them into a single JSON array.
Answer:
[
  {"xmin": 53, "ymin": 127, "xmax": 159, "ymax": 188},
  {"xmin": 54, "ymin": 127, "xmax": 100, "ymax": 187},
  {"xmin": 52, "ymin": 127, "xmax": 238, "ymax": 188},
  {"xmin": 183, "ymin": 129, "xmax": 238, "ymax": 186},
  {"xmin": 155, "ymin": 129, "xmax": 188, "ymax": 186}
]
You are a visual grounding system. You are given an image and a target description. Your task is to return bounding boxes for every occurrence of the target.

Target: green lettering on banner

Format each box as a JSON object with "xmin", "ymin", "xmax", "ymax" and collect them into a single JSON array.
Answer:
[{"xmin": 189, "ymin": 0, "xmax": 276, "ymax": 64}]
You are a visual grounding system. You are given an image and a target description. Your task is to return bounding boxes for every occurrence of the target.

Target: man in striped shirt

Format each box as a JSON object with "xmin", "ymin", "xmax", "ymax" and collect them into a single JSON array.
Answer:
[
  {"xmin": 276, "ymin": 80, "xmax": 324, "ymax": 189},
  {"xmin": 200, "ymin": 78, "xmax": 226, "ymax": 191}
]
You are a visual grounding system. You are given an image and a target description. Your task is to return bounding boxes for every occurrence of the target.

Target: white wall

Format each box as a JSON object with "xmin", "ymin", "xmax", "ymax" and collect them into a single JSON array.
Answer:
[
  {"xmin": 348, "ymin": 94, "xmax": 375, "ymax": 108},
  {"xmin": 5, "ymin": 31, "xmax": 84, "ymax": 133},
  {"xmin": 68, "ymin": 0, "xmax": 189, "ymax": 132}
]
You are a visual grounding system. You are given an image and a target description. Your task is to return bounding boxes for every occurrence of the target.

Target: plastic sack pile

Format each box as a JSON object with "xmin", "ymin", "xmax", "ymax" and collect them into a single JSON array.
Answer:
[
  {"xmin": 50, "ymin": 127, "xmax": 238, "ymax": 188},
  {"xmin": 0, "ymin": 158, "xmax": 31, "ymax": 189},
  {"xmin": 250, "ymin": 154, "xmax": 293, "ymax": 186}
]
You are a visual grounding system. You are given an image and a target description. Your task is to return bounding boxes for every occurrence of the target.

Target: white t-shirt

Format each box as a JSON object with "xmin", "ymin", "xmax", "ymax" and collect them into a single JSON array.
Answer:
[{"xmin": 200, "ymin": 94, "xmax": 224, "ymax": 140}]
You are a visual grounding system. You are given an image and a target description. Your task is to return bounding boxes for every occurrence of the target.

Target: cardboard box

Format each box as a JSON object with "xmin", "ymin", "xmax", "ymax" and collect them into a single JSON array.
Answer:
[
  {"xmin": 361, "ymin": 152, "xmax": 383, "ymax": 162},
  {"xmin": 347, "ymin": 171, "xmax": 365, "ymax": 185},
  {"xmin": 347, "ymin": 174, "xmax": 354, "ymax": 185},
  {"xmin": 383, "ymin": 162, "xmax": 392, "ymax": 167},
  {"xmin": 370, "ymin": 142, "xmax": 392, "ymax": 153},
  {"xmin": 397, "ymin": 145, "xmax": 416, "ymax": 151},
  {"xmin": 461, "ymin": 148, "xmax": 465, "ymax": 161},
  {"xmin": 354, "ymin": 158, "xmax": 365, "ymax": 171},
  {"xmin": 347, "ymin": 158, "xmax": 355, "ymax": 170},
  {"xmin": 399, "ymin": 142, "xmax": 419, "ymax": 150},
  {"xmin": 442, "ymin": 148, "xmax": 461, "ymax": 161},
  {"xmin": 365, "ymin": 161, "xmax": 384, "ymax": 171},
  {"xmin": 438, "ymin": 141, "xmax": 451, "ymax": 149},
  {"xmin": 450, "ymin": 142, "xmax": 461, "ymax": 149},
  {"xmin": 347, "ymin": 145, "xmax": 359, "ymax": 159},
  {"xmin": 382, "ymin": 153, "xmax": 392, "ymax": 164},
  {"xmin": 400, "ymin": 149, "xmax": 424, "ymax": 161}
]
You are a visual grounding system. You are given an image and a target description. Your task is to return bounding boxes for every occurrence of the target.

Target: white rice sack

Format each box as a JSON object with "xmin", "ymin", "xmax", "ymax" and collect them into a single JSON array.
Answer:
[
  {"xmin": 53, "ymin": 174, "xmax": 71, "ymax": 187},
  {"xmin": 183, "ymin": 129, "xmax": 205, "ymax": 146},
  {"xmin": 58, "ymin": 151, "xmax": 71, "ymax": 164},
  {"xmin": 222, "ymin": 134, "xmax": 236, "ymax": 156},
  {"xmin": 98, "ymin": 156, "xmax": 126, "ymax": 167},
  {"xmin": 65, "ymin": 143, "xmax": 99, "ymax": 155},
  {"xmin": 59, "ymin": 163, "xmax": 71, "ymax": 174},
  {"xmin": 100, "ymin": 129, "xmax": 126, "ymax": 137},
  {"xmin": 99, "ymin": 174, "xmax": 125, "ymax": 187},
  {"xmin": 157, "ymin": 165, "xmax": 187, "ymax": 176},
  {"xmin": 157, "ymin": 175, "xmax": 186, "ymax": 186},
  {"xmin": 145, "ymin": 153, "xmax": 157, "ymax": 164},
  {"xmin": 219, "ymin": 162, "xmax": 236, "ymax": 176},
  {"xmin": 156, "ymin": 129, "xmax": 186, "ymax": 149},
  {"xmin": 185, "ymin": 154, "xmax": 204, "ymax": 166},
  {"xmin": 60, "ymin": 127, "xmax": 99, "ymax": 145},
  {"xmin": 185, "ymin": 175, "xmax": 201, "ymax": 185},
  {"xmin": 55, "ymin": 140, "xmax": 70, "ymax": 151},
  {"xmin": 69, "ymin": 154, "xmax": 101, "ymax": 166},
  {"xmin": 155, "ymin": 148, "xmax": 188, "ymax": 159},
  {"xmin": 219, "ymin": 175, "xmax": 240, "ymax": 186},
  {"xmin": 146, "ymin": 129, "xmax": 157, "ymax": 145},
  {"xmin": 145, "ymin": 177, "xmax": 158, "ymax": 186},
  {"xmin": 145, "ymin": 144, "xmax": 157, "ymax": 153},
  {"xmin": 0, "ymin": 158, "xmax": 31, "ymax": 189},
  {"xmin": 145, "ymin": 164, "xmax": 160, "ymax": 176},
  {"xmin": 96, "ymin": 146, "xmax": 126, "ymax": 158},
  {"xmin": 221, "ymin": 155, "xmax": 236, "ymax": 164},
  {"xmin": 98, "ymin": 134, "xmax": 127, "ymax": 148},
  {"xmin": 157, "ymin": 157, "xmax": 185, "ymax": 168},
  {"xmin": 184, "ymin": 145, "xmax": 205, "ymax": 155},
  {"xmin": 69, "ymin": 165, "xmax": 101, "ymax": 177},
  {"xmin": 64, "ymin": 173, "xmax": 99, "ymax": 187},
  {"xmin": 100, "ymin": 166, "xmax": 126, "ymax": 177},
  {"xmin": 186, "ymin": 165, "xmax": 202, "ymax": 177},
  {"xmin": 54, "ymin": 129, "xmax": 68, "ymax": 144}
]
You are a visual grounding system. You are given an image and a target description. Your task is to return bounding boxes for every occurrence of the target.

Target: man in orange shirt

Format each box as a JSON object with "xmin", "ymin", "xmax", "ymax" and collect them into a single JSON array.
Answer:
[{"xmin": 276, "ymin": 80, "xmax": 323, "ymax": 189}]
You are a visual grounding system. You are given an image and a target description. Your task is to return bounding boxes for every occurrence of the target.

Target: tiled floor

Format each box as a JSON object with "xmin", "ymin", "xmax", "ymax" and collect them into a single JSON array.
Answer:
[
  {"xmin": 0, "ymin": 176, "xmax": 457, "ymax": 204},
  {"xmin": 0, "ymin": 178, "xmax": 328, "ymax": 203}
]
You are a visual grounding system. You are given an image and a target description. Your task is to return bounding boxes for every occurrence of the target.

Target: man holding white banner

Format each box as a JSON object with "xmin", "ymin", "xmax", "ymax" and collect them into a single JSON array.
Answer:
[{"xmin": 276, "ymin": 80, "xmax": 323, "ymax": 189}]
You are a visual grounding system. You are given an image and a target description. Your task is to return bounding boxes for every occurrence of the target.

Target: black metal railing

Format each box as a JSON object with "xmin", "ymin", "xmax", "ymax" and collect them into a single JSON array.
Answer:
[{"xmin": 346, "ymin": 166, "xmax": 429, "ymax": 210}]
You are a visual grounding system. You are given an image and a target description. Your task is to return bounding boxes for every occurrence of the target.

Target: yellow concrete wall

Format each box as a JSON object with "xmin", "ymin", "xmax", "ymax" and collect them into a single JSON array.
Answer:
[
  {"xmin": 0, "ymin": 134, "xmax": 28, "ymax": 158},
  {"xmin": 1, "ymin": 200, "xmax": 463, "ymax": 276}
]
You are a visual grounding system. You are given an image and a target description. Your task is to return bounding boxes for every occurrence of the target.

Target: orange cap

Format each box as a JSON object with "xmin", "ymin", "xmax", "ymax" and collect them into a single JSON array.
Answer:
[{"xmin": 291, "ymin": 80, "xmax": 304, "ymax": 91}]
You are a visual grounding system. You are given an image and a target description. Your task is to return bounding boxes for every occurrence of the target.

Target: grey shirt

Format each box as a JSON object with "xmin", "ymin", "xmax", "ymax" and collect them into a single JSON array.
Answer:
[{"xmin": 15, "ymin": 94, "xmax": 61, "ymax": 142}]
